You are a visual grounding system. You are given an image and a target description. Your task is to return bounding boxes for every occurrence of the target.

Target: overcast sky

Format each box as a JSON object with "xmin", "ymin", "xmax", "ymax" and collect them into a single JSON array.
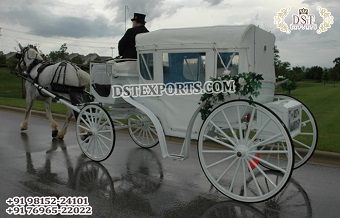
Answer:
[{"xmin": 0, "ymin": 0, "xmax": 338, "ymax": 67}]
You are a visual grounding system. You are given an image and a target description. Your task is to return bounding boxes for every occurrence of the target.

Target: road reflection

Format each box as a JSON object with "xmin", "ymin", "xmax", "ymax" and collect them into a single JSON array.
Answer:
[
  {"xmin": 20, "ymin": 135, "xmax": 312, "ymax": 217},
  {"xmin": 254, "ymin": 171, "xmax": 313, "ymax": 218}
]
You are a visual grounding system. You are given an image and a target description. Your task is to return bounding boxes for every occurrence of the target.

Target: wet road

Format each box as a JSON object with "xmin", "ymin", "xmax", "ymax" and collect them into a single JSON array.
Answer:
[{"xmin": 0, "ymin": 109, "xmax": 340, "ymax": 218}]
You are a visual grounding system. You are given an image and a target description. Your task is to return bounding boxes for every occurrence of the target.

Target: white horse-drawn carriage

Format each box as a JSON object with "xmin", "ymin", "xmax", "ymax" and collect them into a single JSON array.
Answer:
[{"xmin": 17, "ymin": 25, "xmax": 318, "ymax": 203}]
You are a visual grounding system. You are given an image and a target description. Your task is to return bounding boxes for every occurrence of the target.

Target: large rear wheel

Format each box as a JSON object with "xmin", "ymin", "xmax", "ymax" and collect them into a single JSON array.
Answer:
[
  {"xmin": 274, "ymin": 94, "xmax": 318, "ymax": 169},
  {"xmin": 198, "ymin": 100, "xmax": 294, "ymax": 203}
]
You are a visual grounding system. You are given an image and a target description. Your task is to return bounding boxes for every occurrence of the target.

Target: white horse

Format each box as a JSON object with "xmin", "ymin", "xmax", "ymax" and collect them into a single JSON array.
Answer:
[{"xmin": 16, "ymin": 44, "xmax": 90, "ymax": 139}]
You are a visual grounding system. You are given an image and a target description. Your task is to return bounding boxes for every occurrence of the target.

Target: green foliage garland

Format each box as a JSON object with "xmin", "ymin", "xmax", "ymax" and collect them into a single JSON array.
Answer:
[{"xmin": 199, "ymin": 72, "xmax": 264, "ymax": 120}]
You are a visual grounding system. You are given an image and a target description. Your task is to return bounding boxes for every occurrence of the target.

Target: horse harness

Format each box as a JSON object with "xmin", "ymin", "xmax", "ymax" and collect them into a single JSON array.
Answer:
[
  {"xmin": 50, "ymin": 62, "xmax": 85, "ymax": 94},
  {"xmin": 19, "ymin": 49, "xmax": 85, "ymax": 96}
]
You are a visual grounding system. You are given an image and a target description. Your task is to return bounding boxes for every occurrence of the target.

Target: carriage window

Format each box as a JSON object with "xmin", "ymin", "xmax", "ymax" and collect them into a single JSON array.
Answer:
[
  {"xmin": 217, "ymin": 52, "xmax": 239, "ymax": 77},
  {"xmin": 139, "ymin": 53, "xmax": 154, "ymax": 80},
  {"xmin": 163, "ymin": 52, "xmax": 206, "ymax": 84}
]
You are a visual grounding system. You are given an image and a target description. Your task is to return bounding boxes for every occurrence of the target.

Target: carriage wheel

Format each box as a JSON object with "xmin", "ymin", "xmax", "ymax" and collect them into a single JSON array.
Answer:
[
  {"xmin": 75, "ymin": 161, "xmax": 114, "ymax": 200},
  {"xmin": 128, "ymin": 113, "xmax": 159, "ymax": 148},
  {"xmin": 274, "ymin": 94, "xmax": 318, "ymax": 169},
  {"xmin": 247, "ymin": 171, "xmax": 313, "ymax": 217},
  {"xmin": 198, "ymin": 100, "xmax": 294, "ymax": 203},
  {"xmin": 76, "ymin": 104, "xmax": 115, "ymax": 162}
]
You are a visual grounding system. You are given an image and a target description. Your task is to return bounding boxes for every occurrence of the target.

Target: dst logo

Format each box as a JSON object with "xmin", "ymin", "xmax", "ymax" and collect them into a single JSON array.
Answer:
[
  {"xmin": 274, "ymin": 6, "xmax": 334, "ymax": 34},
  {"xmin": 290, "ymin": 8, "xmax": 317, "ymax": 30}
]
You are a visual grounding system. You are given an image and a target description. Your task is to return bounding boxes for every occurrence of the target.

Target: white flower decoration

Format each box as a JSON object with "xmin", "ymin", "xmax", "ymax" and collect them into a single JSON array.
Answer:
[{"xmin": 238, "ymin": 77, "xmax": 247, "ymax": 87}]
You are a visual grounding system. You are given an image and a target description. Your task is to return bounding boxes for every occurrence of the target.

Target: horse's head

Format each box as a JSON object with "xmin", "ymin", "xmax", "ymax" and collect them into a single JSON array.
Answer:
[{"xmin": 16, "ymin": 43, "xmax": 44, "ymax": 73}]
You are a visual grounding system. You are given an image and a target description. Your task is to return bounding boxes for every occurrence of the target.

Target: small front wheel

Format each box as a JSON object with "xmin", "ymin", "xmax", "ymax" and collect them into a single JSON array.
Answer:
[
  {"xmin": 76, "ymin": 104, "xmax": 115, "ymax": 161},
  {"xmin": 128, "ymin": 112, "xmax": 159, "ymax": 148}
]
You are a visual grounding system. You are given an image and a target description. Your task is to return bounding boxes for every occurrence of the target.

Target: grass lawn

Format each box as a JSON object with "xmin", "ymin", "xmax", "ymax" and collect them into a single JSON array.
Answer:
[
  {"xmin": 0, "ymin": 67, "xmax": 339, "ymax": 152},
  {"xmin": 286, "ymin": 81, "xmax": 340, "ymax": 153}
]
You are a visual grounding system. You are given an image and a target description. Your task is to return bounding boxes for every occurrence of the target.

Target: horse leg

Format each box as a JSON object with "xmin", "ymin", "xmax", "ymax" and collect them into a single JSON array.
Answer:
[
  {"xmin": 44, "ymin": 97, "xmax": 59, "ymax": 138},
  {"xmin": 20, "ymin": 102, "xmax": 33, "ymax": 131},
  {"xmin": 57, "ymin": 107, "xmax": 73, "ymax": 140},
  {"xmin": 20, "ymin": 86, "xmax": 35, "ymax": 131}
]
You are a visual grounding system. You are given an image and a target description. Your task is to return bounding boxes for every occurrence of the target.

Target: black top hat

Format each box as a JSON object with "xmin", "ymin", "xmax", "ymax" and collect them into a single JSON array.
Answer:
[{"xmin": 131, "ymin": 13, "xmax": 146, "ymax": 24}]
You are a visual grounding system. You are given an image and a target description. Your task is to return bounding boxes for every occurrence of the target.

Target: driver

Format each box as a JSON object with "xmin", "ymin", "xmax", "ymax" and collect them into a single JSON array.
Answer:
[{"xmin": 118, "ymin": 13, "xmax": 149, "ymax": 59}]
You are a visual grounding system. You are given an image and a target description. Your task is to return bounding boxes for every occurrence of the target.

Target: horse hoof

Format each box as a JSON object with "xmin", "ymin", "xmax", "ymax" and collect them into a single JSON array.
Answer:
[
  {"xmin": 52, "ymin": 130, "xmax": 58, "ymax": 138},
  {"xmin": 21, "ymin": 128, "xmax": 27, "ymax": 131},
  {"xmin": 57, "ymin": 136, "xmax": 64, "ymax": 140},
  {"xmin": 56, "ymin": 132, "xmax": 65, "ymax": 140}
]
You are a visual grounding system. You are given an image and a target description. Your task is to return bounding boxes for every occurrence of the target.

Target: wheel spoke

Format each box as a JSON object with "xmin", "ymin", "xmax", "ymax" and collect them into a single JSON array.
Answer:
[
  {"xmin": 98, "ymin": 120, "xmax": 109, "ymax": 131},
  {"xmin": 246, "ymin": 161, "xmax": 263, "ymax": 196},
  {"xmin": 203, "ymin": 150, "xmax": 235, "ymax": 154},
  {"xmin": 98, "ymin": 134, "xmax": 111, "ymax": 142},
  {"xmin": 80, "ymin": 117, "xmax": 92, "ymax": 129},
  {"xmin": 293, "ymin": 139, "xmax": 311, "ymax": 149},
  {"xmin": 228, "ymin": 159, "xmax": 241, "ymax": 192},
  {"xmin": 96, "ymin": 110, "xmax": 104, "ymax": 127},
  {"xmin": 242, "ymin": 160, "xmax": 247, "ymax": 197},
  {"xmin": 84, "ymin": 112, "xmax": 93, "ymax": 128},
  {"xmin": 249, "ymin": 150, "xmax": 289, "ymax": 154},
  {"xmin": 98, "ymin": 129, "xmax": 113, "ymax": 133},
  {"xmin": 207, "ymin": 154, "xmax": 236, "ymax": 169},
  {"xmin": 245, "ymin": 107, "xmax": 256, "ymax": 139},
  {"xmin": 237, "ymin": 105, "xmax": 244, "ymax": 144},
  {"xmin": 132, "ymin": 126, "xmax": 142, "ymax": 135},
  {"xmin": 142, "ymin": 129, "xmax": 146, "ymax": 142},
  {"xmin": 204, "ymin": 134, "xmax": 236, "ymax": 150},
  {"xmin": 298, "ymin": 132, "xmax": 313, "ymax": 136},
  {"xmin": 149, "ymin": 127, "xmax": 158, "ymax": 136},
  {"xmin": 145, "ymin": 128, "xmax": 150, "ymax": 144},
  {"xmin": 137, "ymin": 127, "xmax": 143, "ymax": 138},
  {"xmin": 81, "ymin": 135, "xmax": 90, "ymax": 145},
  {"xmin": 249, "ymin": 154, "xmax": 286, "ymax": 173},
  {"xmin": 294, "ymin": 149, "xmax": 304, "ymax": 160},
  {"xmin": 79, "ymin": 125, "xmax": 91, "ymax": 132},
  {"xmin": 221, "ymin": 110, "xmax": 240, "ymax": 145},
  {"xmin": 86, "ymin": 136, "xmax": 94, "ymax": 153},
  {"xmin": 249, "ymin": 132, "xmax": 283, "ymax": 150},
  {"xmin": 301, "ymin": 119, "xmax": 311, "ymax": 125},
  {"xmin": 97, "ymin": 134, "xmax": 110, "ymax": 151},
  {"xmin": 147, "ymin": 129, "xmax": 155, "ymax": 142},
  {"xmin": 247, "ymin": 118, "xmax": 271, "ymax": 145},
  {"xmin": 248, "ymin": 157, "xmax": 278, "ymax": 188},
  {"xmin": 89, "ymin": 109, "xmax": 95, "ymax": 125}
]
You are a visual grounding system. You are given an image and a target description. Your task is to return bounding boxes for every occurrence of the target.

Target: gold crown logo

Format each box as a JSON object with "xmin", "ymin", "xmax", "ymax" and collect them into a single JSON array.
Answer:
[{"xmin": 299, "ymin": 8, "xmax": 308, "ymax": 14}]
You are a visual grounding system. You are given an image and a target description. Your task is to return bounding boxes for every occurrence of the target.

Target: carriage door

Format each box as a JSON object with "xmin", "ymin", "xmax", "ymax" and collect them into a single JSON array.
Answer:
[{"xmin": 158, "ymin": 52, "xmax": 207, "ymax": 138}]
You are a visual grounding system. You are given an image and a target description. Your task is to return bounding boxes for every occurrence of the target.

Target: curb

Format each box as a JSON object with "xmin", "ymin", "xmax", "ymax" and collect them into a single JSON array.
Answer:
[{"xmin": 1, "ymin": 105, "xmax": 340, "ymax": 168}]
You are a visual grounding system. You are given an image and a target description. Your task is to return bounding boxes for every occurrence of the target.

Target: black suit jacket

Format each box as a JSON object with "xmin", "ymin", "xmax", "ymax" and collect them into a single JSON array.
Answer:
[{"xmin": 118, "ymin": 25, "xmax": 149, "ymax": 59}]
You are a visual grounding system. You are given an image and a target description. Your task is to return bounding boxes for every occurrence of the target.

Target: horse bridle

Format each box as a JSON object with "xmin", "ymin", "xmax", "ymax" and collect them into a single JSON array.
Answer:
[{"xmin": 17, "ymin": 47, "xmax": 41, "ymax": 73}]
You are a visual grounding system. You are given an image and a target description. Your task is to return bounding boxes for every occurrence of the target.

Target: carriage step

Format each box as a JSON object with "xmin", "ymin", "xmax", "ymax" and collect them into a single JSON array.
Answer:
[{"xmin": 169, "ymin": 154, "xmax": 185, "ymax": 160}]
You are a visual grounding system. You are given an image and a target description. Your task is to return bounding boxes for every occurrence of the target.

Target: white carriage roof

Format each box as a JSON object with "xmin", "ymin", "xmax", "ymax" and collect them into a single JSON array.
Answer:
[{"xmin": 136, "ymin": 24, "xmax": 267, "ymax": 50}]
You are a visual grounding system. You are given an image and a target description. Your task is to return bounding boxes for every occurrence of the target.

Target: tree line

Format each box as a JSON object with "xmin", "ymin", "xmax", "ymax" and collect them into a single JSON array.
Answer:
[
  {"xmin": 274, "ymin": 46, "xmax": 339, "ymax": 94},
  {"xmin": 0, "ymin": 43, "xmax": 102, "ymax": 72}
]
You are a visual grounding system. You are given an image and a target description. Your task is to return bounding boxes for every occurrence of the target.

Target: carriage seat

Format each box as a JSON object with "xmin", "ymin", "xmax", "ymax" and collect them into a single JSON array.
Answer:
[
  {"xmin": 106, "ymin": 59, "xmax": 138, "ymax": 77},
  {"xmin": 91, "ymin": 59, "xmax": 139, "ymax": 98}
]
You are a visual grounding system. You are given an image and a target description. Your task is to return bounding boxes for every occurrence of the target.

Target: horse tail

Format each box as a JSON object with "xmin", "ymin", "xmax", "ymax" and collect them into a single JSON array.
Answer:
[{"xmin": 77, "ymin": 69, "xmax": 90, "ymax": 87}]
